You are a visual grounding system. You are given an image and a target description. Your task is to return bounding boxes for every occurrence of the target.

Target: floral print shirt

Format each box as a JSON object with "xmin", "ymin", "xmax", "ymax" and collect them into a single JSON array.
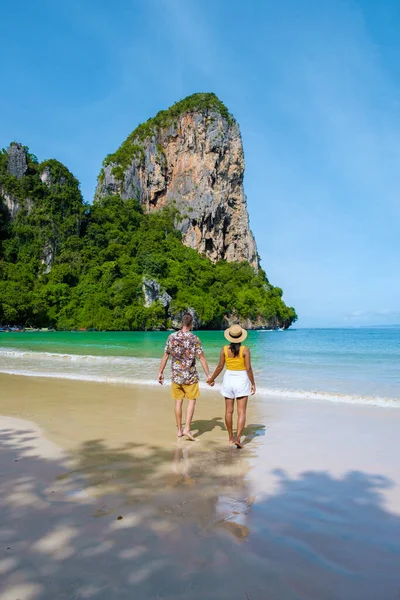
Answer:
[{"xmin": 165, "ymin": 330, "xmax": 204, "ymax": 384}]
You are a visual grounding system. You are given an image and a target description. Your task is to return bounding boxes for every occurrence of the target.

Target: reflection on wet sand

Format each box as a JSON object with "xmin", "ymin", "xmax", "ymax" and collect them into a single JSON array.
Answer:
[
  {"xmin": 55, "ymin": 435, "xmax": 254, "ymax": 542},
  {"xmin": 171, "ymin": 442, "xmax": 253, "ymax": 540}
]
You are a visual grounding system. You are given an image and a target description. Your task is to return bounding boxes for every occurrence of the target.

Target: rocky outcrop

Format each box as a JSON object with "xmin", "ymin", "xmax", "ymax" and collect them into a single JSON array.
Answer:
[
  {"xmin": 39, "ymin": 163, "xmax": 68, "ymax": 188},
  {"xmin": 96, "ymin": 93, "xmax": 258, "ymax": 269},
  {"xmin": 40, "ymin": 165, "xmax": 52, "ymax": 186},
  {"xmin": 2, "ymin": 190, "xmax": 21, "ymax": 218},
  {"xmin": 7, "ymin": 143, "xmax": 27, "ymax": 179},
  {"xmin": 1, "ymin": 144, "xmax": 30, "ymax": 218},
  {"xmin": 222, "ymin": 312, "xmax": 284, "ymax": 330},
  {"xmin": 1, "ymin": 190, "xmax": 34, "ymax": 219},
  {"xmin": 142, "ymin": 278, "xmax": 171, "ymax": 308},
  {"xmin": 141, "ymin": 280, "xmax": 205, "ymax": 330},
  {"xmin": 41, "ymin": 241, "xmax": 54, "ymax": 274}
]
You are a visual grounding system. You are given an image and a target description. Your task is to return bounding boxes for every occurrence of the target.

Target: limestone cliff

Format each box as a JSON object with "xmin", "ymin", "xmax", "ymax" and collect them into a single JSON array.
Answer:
[{"xmin": 96, "ymin": 93, "xmax": 258, "ymax": 269}]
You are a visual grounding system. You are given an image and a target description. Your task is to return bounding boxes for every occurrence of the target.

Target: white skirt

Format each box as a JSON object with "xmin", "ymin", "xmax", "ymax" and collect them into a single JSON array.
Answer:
[{"xmin": 220, "ymin": 370, "xmax": 251, "ymax": 399}]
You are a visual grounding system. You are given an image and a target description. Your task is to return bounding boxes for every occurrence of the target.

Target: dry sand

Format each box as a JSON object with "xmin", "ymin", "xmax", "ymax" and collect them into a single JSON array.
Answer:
[{"xmin": 0, "ymin": 373, "xmax": 400, "ymax": 600}]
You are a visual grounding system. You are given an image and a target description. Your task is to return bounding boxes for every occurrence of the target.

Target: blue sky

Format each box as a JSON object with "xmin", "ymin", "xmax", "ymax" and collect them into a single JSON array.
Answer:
[{"xmin": 1, "ymin": 0, "xmax": 399, "ymax": 327}]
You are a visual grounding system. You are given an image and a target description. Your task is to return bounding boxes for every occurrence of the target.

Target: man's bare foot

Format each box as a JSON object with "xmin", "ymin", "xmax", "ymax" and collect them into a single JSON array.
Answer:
[
  {"xmin": 183, "ymin": 430, "xmax": 195, "ymax": 441},
  {"xmin": 234, "ymin": 439, "xmax": 243, "ymax": 449}
]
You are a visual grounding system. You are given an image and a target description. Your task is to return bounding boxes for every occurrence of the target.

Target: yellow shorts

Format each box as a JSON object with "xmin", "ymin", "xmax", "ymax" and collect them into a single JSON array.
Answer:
[{"xmin": 171, "ymin": 382, "xmax": 200, "ymax": 400}]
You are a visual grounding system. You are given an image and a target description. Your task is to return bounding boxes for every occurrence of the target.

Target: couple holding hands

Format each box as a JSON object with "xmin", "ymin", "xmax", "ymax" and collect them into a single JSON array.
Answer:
[{"xmin": 158, "ymin": 313, "xmax": 256, "ymax": 449}]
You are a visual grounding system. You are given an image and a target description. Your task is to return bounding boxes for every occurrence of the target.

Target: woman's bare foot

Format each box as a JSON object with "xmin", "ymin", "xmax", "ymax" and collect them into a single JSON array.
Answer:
[
  {"xmin": 183, "ymin": 430, "xmax": 195, "ymax": 441},
  {"xmin": 229, "ymin": 437, "xmax": 234, "ymax": 444},
  {"xmin": 177, "ymin": 430, "xmax": 183, "ymax": 438},
  {"xmin": 234, "ymin": 438, "xmax": 243, "ymax": 449}
]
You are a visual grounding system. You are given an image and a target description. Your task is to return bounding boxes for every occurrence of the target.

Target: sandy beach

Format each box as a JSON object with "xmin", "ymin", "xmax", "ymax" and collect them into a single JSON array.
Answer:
[{"xmin": 1, "ymin": 373, "xmax": 400, "ymax": 600}]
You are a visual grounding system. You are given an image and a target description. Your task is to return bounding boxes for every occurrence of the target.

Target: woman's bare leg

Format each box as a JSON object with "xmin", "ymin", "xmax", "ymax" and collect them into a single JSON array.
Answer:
[
  {"xmin": 235, "ymin": 396, "xmax": 248, "ymax": 448},
  {"xmin": 225, "ymin": 398, "xmax": 235, "ymax": 443}
]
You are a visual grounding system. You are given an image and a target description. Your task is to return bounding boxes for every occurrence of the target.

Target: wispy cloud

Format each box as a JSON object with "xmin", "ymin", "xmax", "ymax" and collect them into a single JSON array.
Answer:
[
  {"xmin": 271, "ymin": 5, "xmax": 400, "ymax": 217},
  {"xmin": 158, "ymin": 0, "xmax": 217, "ymax": 79}
]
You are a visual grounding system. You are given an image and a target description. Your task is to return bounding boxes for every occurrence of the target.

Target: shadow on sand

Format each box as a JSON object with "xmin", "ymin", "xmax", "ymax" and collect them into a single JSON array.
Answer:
[
  {"xmin": 1, "ymin": 426, "xmax": 400, "ymax": 600},
  {"xmin": 191, "ymin": 416, "xmax": 226, "ymax": 437},
  {"xmin": 191, "ymin": 418, "xmax": 266, "ymax": 443}
]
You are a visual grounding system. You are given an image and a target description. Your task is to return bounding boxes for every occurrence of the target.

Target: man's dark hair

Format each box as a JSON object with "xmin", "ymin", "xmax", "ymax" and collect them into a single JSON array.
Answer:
[{"xmin": 182, "ymin": 313, "xmax": 193, "ymax": 328}]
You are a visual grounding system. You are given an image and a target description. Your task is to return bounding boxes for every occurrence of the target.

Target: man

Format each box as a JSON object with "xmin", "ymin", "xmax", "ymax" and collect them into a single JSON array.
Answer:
[{"xmin": 158, "ymin": 313, "xmax": 212, "ymax": 440}]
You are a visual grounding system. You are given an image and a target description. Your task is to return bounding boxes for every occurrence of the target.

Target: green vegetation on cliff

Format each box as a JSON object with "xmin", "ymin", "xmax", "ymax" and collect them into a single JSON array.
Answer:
[
  {"xmin": 102, "ymin": 93, "xmax": 234, "ymax": 178},
  {"xmin": 0, "ymin": 152, "xmax": 84, "ymax": 268},
  {"xmin": 0, "ymin": 144, "xmax": 297, "ymax": 330}
]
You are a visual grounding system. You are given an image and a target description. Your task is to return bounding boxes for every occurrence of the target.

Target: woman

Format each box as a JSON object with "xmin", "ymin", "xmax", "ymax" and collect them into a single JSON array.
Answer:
[{"xmin": 207, "ymin": 324, "xmax": 256, "ymax": 448}]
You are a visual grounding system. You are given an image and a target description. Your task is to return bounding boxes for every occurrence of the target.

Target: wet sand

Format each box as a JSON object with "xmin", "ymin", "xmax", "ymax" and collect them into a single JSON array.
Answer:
[{"xmin": 1, "ymin": 374, "xmax": 400, "ymax": 600}]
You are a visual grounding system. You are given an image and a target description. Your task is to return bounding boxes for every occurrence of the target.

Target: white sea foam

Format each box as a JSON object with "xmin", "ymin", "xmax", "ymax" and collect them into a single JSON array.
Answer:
[
  {"xmin": 0, "ymin": 348, "xmax": 157, "ymax": 365},
  {"xmin": 0, "ymin": 368, "xmax": 160, "ymax": 387},
  {"xmin": 255, "ymin": 386, "xmax": 400, "ymax": 408}
]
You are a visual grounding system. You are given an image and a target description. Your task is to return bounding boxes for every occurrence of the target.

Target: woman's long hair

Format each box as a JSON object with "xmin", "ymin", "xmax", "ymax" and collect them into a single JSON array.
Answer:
[{"xmin": 229, "ymin": 342, "xmax": 241, "ymax": 357}]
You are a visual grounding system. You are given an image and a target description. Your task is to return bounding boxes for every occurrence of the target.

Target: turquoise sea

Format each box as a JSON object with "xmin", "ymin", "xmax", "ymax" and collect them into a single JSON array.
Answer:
[{"xmin": 1, "ymin": 327, "xmax": 399, "ymax": 407}]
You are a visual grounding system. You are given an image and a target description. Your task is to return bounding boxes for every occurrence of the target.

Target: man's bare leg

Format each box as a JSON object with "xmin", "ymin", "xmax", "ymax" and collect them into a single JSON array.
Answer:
[
  {"xmin": 175, "ymin": 399, "xmax": 184, "ymax": 437},
  {"xmin": 225, "ymin": 398, "xmax": 235, "ymax": 443},
  {"xmin": 234, "ymin": 396, "xmax": 248, "ymax": 448},
  {"xmin": 183, "ymin": 399, "xmax": 196, "ymax": 441}
]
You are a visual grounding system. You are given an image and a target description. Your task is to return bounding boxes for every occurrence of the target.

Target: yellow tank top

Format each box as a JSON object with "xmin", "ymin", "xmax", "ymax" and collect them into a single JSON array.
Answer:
[{"xmin": 224, "ymin": 345, "xmax": 246, "ymax": 371}]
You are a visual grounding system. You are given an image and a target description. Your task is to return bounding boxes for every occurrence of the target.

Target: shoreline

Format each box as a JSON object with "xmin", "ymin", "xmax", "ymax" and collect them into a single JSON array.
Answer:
[
  {"xmin": 1, "ymin": 368, "xmax": 399, "ymax": 409},
  {"xmin": 1, "ymin": 373, "xmax": 400, "ymax": 599},
  {"xmin": 1, "ymin": 327, "xmax": 399, "ymax": 410},
  {"xmin": 0, "ymin": 325, "xmax": 290, "ymax": 332}
]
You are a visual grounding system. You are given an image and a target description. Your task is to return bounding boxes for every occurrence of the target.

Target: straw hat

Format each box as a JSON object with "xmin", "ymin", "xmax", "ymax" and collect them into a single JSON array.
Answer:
[{"xmin": 224, "ymin": 324, "xmax": 248, "ymax": 343}]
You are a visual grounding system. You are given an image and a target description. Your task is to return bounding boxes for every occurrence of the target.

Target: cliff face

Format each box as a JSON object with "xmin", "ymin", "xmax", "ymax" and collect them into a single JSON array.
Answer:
[{"xmin": 96, "ymin": 93, "xmax": 258, "ymax": 269}]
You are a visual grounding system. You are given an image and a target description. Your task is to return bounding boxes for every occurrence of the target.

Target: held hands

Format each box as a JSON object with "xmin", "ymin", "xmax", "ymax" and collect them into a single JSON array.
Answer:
[
  {"xmin": 207, "ymin": 377, "xmax": 215, "ymax": 387},
  {"xmin": 158, "ymin": 373, "xmax": 164, "ymax": 385}
]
